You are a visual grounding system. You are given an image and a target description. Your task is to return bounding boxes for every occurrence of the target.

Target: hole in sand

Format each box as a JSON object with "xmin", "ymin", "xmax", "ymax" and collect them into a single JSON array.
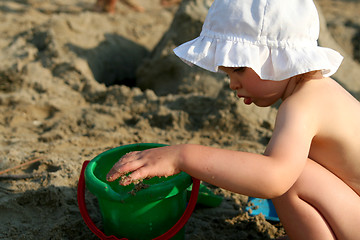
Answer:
[{"xmin": 67, "ymin": 33, "xmax": 149, "ymax": 87}]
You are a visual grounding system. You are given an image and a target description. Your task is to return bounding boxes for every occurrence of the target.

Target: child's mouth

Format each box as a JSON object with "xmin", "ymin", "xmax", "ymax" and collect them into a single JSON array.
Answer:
[
  {"xmin": 238, "ymin": 94, "xmax": 252, "ymax": 105},
  {"xmin": 243, "ymin": 97, "xmax": 252, "ymax": 105}
]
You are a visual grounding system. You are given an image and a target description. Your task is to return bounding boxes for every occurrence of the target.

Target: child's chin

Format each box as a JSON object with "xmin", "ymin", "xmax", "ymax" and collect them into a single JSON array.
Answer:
[{"xmin": 253, "ymin": 101, "xmax": 271, "ymax": 107}]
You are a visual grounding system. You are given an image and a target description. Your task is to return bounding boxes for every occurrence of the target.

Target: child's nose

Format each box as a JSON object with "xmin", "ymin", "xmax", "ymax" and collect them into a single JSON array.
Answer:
[{"xmin": 229, "ymin": 78, "xmax": 241, "ymax": 90}]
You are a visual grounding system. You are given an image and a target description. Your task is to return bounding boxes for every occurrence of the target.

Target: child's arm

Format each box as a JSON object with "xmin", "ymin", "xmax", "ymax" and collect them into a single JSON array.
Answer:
[{"xmin": 107, "ymin": 99, "xmax": 316, "ymax": 198}]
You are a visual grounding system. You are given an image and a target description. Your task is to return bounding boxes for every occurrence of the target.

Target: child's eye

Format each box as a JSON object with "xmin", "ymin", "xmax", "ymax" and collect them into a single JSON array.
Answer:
[{"xmin": 234, "ymin": 67, "xmax": 246, "ymax": 73}]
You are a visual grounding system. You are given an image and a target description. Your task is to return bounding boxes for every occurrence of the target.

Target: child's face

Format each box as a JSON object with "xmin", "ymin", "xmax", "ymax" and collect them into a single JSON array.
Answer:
[{"xmin": 219, "ymin": 66, "xmax": 289, "ymax": 107}]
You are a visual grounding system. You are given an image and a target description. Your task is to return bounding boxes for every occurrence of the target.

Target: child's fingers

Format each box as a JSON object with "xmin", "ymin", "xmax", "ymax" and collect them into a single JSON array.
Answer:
[
  {"xmin": 106, "ymin": 161, "xmax": 142, "ymax": 182},
  {"xmin": 119, "ymin": 166, "xmax": 150, "ymax": 186},
  {"xmin": 117, "ymin": 151, "xmax": 141, "ymax": 164},
  {"xmin": 118, "ymin": 175, "xmax": 133, "ymax": 186},
  {"xmin": 106, "ymin": 151, "xmax": 143, "ymax": 181}
]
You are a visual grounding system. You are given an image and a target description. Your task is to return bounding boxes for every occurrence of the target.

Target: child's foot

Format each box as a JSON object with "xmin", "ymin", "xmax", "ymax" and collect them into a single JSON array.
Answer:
[
  {"xmin": 93, "ymin": 0, "xmax": 106, "ymax": 12},
  {"xmin": 93, "ymin": 0, "xmax": 116, "ymax": 13},
  {"xmin": 119, "ymin": 0, "xmax": 145, "ymax": 12},
  {"xmin": 160, "ymin": 0, "xmax": 181, "ymax": 7}
]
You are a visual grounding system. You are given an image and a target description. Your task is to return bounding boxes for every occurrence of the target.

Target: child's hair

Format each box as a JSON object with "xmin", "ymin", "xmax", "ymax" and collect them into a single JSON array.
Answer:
[
  {"xmin": 290, "ymin": 70, "xmax": 322, "ymax": 83},
  {"xmin": 173, "ymin": 0, "xmax": 343, "ymax": 81}
]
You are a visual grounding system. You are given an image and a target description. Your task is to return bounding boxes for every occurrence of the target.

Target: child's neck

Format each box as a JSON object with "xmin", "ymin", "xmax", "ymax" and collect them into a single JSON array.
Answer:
[{"xmin": 281, "ymin": 72, "xmax": 324, "ymax": 101}]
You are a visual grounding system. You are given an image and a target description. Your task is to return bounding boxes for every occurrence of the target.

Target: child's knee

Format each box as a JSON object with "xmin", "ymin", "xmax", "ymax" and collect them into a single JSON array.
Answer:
[
  {"xmin": 272, "ymin": 183, "xmax": 297, "ymax": 204},
  {"xmin": 273, "ymin": 159, "xmax": 328, "ymax": 204}
]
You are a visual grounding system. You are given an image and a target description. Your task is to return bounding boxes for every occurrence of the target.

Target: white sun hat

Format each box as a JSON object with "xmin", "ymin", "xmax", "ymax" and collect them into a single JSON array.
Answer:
[{"xmin": 173, "ymin": 0, "xmax": 343, "ymax": 81}]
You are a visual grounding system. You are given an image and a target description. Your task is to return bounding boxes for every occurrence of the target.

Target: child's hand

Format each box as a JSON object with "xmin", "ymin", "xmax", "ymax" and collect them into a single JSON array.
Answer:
[{"xmin": 106, "ymin": 145, "xmax": 183, "ymax": 185}]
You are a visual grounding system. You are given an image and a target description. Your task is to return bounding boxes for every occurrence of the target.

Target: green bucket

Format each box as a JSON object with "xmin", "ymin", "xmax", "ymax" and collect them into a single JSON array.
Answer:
[{"xmin": 77, "ymin": 143, "xmax": 200, "ymax": 240}]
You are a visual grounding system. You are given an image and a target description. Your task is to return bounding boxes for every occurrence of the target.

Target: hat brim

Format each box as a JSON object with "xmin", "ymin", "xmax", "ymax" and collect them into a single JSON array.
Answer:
[{"xmin": 173, "ymin": 35, "xmax": 343, "ymax": 81}]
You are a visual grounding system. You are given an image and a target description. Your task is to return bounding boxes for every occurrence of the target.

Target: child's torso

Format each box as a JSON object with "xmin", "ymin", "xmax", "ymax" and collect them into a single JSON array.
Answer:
[{"xmin": 303, "ymin": 78, "xmax": 360, "ymax": 196}]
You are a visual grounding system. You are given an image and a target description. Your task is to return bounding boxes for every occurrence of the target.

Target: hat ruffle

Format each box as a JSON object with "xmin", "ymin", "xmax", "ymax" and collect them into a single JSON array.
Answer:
[{"xmin": 173, "ymin": 34, "xmax": 343, "ymax": 81}]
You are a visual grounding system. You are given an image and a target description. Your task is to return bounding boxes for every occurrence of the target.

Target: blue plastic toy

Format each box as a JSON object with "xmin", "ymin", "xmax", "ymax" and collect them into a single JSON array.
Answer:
[{"xmin": 246, "ymin": 197, "xmax": 280, "ymax": 222}]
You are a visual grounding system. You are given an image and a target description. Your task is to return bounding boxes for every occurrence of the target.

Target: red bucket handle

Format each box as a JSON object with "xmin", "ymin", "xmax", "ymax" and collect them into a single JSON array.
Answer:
[{"xmin": 77, "ymin": 160, "xmax": 200, "ymax": 240}]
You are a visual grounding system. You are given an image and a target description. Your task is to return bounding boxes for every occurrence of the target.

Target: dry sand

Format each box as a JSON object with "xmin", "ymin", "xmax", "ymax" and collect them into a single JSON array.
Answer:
[{"xmin": 0, "ymin": 0, "xmax": 359, "ymax": 239}]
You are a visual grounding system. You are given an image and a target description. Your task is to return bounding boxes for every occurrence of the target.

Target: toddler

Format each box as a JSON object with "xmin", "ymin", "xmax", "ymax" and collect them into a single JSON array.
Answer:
[{"xmin": 107, "ymin": 0, "xmax": 360, "ymax": 239}]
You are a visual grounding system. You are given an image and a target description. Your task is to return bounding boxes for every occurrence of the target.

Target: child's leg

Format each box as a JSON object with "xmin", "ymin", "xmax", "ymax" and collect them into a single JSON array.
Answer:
[
  {"xmin": 272, "ymin": 159, "xmax": 360, "ymax": 240},
  {"xmin": 93, "ymin": 0, "xmax": 116, "ymax": 13},
  {"xmin": 119, "ymin": 0, "xmax": 145, "ymax": 12},
  {"xmin": 160, "ymin": 0, "xmax": 182, "ymax": 7},
  {"xmin": 94, "ymin": 0, "xmax": 106, "ymax": 12},
  {"xmin": 104, "ymin": 0, "xmax": 117, "ymax": 13}
]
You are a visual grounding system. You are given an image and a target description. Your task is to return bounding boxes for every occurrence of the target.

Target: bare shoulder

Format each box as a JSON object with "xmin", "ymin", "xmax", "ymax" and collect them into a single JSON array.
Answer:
[
  {"xmin": 276, "ymin": 77, "xmax": 360, "ymax": 143},
  {"xmin": 306, "ymin": 78, "xmax": 360, "ymax": 123},
  {"xmin": 299, "ymin": 78, "xmax": 360, "ymax": 194},
  {"xmin": 281, "ymin": 77, "xmax": 360, "ymax": 118},
  {"xmin": 276, "ymin": 77, "xmax": 360, "ymax": 189}
]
